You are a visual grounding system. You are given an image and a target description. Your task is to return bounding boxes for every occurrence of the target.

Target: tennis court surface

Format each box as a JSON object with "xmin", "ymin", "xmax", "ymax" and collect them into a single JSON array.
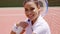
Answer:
[{"xmin": 0, "ymin": 7, "xmax": 60, "ymax": 34}]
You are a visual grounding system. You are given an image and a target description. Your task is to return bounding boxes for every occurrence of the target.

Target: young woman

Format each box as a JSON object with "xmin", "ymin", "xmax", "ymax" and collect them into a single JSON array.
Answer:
[{"xmin": 10, "ymin": 0, "xmax": 51, "ymax": 34}]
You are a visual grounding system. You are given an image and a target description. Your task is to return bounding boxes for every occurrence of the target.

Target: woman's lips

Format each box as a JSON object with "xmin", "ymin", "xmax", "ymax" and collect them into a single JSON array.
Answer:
[
  {"xmin": 28, "ymin": 15, "xmax": 33, "ymax": 18},
  {"xmin": 29, "ymin": 14, "xmax": 35, "ymax": 19}
]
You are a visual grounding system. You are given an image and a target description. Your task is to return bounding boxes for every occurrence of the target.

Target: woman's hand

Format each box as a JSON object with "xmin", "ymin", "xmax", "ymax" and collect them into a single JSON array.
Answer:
[
  {"xmin": 16, "ymin": 21, "xmax": 28, "ymax": 29},
  {"xmin": 10, "ymin": 21, "xmax": 28, "ymax": 34}
]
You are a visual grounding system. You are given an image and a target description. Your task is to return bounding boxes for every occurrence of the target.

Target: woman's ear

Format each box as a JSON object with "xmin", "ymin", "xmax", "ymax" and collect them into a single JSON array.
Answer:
[
  {"xmin": 37, "ymin": 5, "xmax": 41, "ymax": 11},
  {"xmin": 37, "ymin": 5, "xmax": 41, "ymax": 14},
  {"xmin": 37, "ymin": 5, "xmax": 41, "ymax": 12},
  {"xmin": 37, "ymin": 5, "xmax": 40, "ymax": 9}
]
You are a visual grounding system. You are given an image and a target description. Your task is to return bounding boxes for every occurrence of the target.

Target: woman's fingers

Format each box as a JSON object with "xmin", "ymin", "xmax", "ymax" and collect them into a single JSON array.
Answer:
[
  {"xmin": 16, "ymin": 21, "xmax": 28, "ymax": 29},
  {"xmin": 19, "ymin": 22, "xmax": 28, "ymax": 29}
]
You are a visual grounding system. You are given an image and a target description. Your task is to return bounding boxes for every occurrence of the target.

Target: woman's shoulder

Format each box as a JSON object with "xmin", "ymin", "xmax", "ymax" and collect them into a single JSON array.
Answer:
[{"xmin": 33, "ymin": 15, "xmax": 49, "ymax": 29}]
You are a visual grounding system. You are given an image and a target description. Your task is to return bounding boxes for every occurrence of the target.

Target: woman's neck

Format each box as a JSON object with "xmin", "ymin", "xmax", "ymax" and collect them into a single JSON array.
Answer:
[
  {"xmin": 31, "ymin": 15, "xmax": 40, "ymax": 25},
  {"xmin": 31, "ymin": 17, "xmax": 38, "ymax": 25}
]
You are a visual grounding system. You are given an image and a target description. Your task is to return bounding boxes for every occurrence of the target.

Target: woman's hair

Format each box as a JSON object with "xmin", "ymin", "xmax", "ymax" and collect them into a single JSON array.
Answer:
[
  {"xmin": 23, "ymin": 0, "xmax": 40, "ymax": 7},
  {"xmin": 23, "ymin": 0, "xmax": 48, "ymax": 17}
]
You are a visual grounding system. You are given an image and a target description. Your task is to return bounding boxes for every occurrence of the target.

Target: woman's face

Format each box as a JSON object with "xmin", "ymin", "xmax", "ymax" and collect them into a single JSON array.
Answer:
[{"xmin": 24, "ymin": 2, "xmax": 40, "ymax": 21}]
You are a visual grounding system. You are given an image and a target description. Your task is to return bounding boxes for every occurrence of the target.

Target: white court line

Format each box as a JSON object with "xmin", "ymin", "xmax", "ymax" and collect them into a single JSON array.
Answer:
[{"xmin": 0, "ymin": 14, "xmax": 24, "ymax": 16}]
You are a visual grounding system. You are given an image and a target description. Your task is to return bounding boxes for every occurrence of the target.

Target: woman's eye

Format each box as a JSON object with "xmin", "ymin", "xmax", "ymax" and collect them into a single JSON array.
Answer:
[
  {"xmin": 30, "ymin": 8, "xmax": 35, "ymax": 11},
  {"xmin": 25, "ymin": 8, "xmax": 28, "ymax": 11}
]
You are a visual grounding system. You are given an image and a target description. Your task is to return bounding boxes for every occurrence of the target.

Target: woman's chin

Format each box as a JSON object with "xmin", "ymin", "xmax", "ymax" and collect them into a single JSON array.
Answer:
[
  {"xmin": 28, "ymin": 16, "xmax": 36, "ymax": 21},
  {"xmin": 28, "ymin": 17, "xmax": 33, "ymax": 20},
  {"xmin": 30, "ymin": 18, "xmax": 35, "ymax": 21}
]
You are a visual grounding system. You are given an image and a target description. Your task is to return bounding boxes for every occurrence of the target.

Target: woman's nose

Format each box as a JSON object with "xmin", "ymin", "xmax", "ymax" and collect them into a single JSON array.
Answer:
[{"xmin": 27, "ymin": 11, "xmax": 32, "ymax": 15}]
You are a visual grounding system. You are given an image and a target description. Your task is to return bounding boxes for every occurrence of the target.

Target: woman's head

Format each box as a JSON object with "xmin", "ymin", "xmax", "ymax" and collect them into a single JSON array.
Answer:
[{"xmin": 23, "ymin": 0, "xmax": 40, "ymax": 21}]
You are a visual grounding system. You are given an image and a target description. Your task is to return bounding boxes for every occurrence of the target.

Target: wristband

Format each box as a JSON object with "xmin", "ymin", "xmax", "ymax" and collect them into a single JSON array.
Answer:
[{"xmin": 12, "ymin": 24, "xmax": 23, "ymax": 34}]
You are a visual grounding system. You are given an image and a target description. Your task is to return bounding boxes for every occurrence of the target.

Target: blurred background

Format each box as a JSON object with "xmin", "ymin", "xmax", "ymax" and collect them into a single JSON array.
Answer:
[
  {"xmin": 0, "ymin": 0, "xmax": 60, "ymax": 7},
  {"xmin": 0, "ymin": 0, "xmax": 60, "ymax": 34}
]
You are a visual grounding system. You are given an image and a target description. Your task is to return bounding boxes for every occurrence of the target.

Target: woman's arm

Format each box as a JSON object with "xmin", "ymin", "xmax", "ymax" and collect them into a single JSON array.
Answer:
[
  {"xmin": 10, "ymin": 31, "xmax": 16, "ymax": 34},
  {"xmin": 10, "ymin": 30, "xmax": 25, "ymax": 34}
]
